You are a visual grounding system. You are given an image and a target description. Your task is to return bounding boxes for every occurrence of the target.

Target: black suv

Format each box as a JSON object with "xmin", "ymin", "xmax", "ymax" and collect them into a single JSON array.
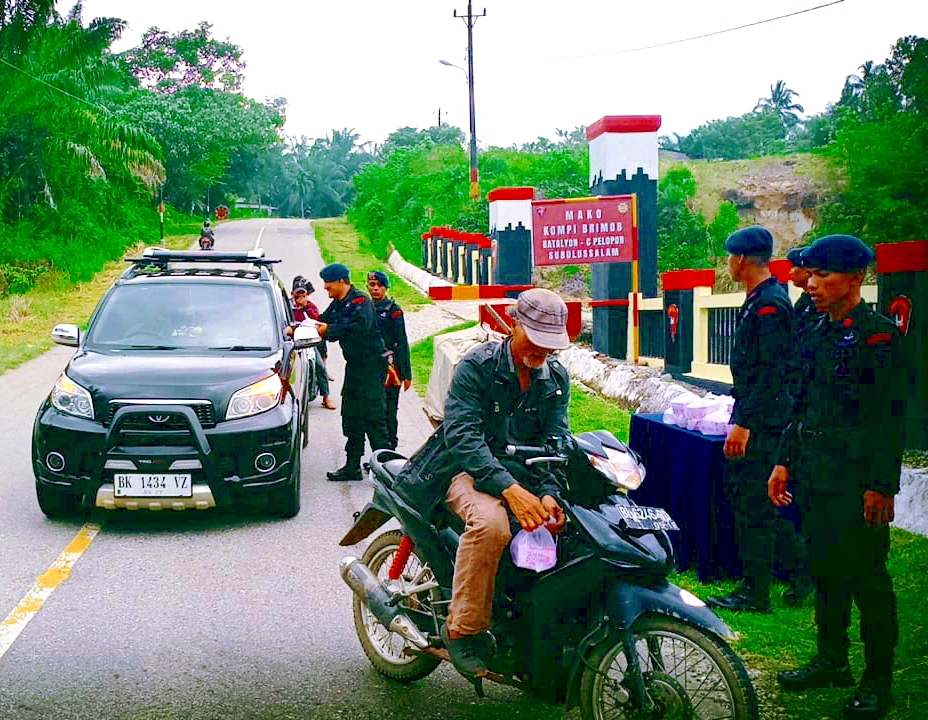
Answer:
[{"xmin": 32, "ymin": 249, "xmax": 319, "ymax": 519}]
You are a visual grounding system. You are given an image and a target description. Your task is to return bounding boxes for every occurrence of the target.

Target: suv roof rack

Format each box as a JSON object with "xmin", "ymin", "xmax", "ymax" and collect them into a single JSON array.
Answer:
[{"xmin": 125, "ymin": 247, "xmax": 280, "ymax": 266}]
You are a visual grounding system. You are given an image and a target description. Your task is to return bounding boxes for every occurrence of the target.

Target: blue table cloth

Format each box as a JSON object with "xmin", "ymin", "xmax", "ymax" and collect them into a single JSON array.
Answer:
[{"xmin": 628, "ymin": 413, "xmax": 739, "ymax": 582}]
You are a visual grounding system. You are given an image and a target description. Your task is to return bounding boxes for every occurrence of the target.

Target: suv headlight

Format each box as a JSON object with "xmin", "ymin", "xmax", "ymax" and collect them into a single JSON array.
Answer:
[
  {"xmin": 51, "ymin": 373, "xmax": 94, "ymax": 419},
  {"xmin": 589, "ymin": 446, "xmax": 645, "ymax": 492},
  {"xmin": 226, "ymin": 374, "xmax": 283, "ymax": 420}
]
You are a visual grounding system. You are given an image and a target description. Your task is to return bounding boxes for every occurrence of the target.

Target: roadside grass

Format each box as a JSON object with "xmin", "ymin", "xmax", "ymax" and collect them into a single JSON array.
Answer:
[
  {"xmin": 679, "ymin": 527, "xmax": 928, "ymax": 720},
  {"xmin": 0, "ymin": 234, "xmax": 191, "ymax": 374},
  {"xmin": 312, "ymin": 217, "xmax": 429, "ymax": 308}
]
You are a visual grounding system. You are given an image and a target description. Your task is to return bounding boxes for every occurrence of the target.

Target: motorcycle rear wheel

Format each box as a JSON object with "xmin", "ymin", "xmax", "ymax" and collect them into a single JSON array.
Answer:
[
  {"xmin": 353, "ymin": 530, "xmax": 442, "ymax": 682},
  {"xmin": 579, "ymin": 614, "xmax": 759, "ymax": 720}
]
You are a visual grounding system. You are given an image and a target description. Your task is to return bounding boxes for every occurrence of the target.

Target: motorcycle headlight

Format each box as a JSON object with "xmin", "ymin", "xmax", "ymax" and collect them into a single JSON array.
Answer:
[
  {"xmin": 226, "ymin": 374, "xmax": 283, "ymax": 420},
  {"xmin": 51, "ymin": 373, "xmax": 94, "ymax": 419},
  {"xmin": 589, "ymin": 446, "xmax": 645, "ymax": 492}
]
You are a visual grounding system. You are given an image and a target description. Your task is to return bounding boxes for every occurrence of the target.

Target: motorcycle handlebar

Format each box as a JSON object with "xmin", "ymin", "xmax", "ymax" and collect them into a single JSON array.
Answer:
[{"xmin": 505, "ymin": 444, "xmax": 547, "ymax": 456}]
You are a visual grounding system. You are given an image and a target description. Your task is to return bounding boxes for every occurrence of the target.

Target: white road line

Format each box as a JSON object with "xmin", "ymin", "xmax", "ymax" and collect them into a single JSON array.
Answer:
[
  {"xmin": 254, "ymin": 226, "xmax": 265, "ymax": 250},
  {"xmin": 0, "ymin": 523, "xmax": 102, "ymax": 661}
]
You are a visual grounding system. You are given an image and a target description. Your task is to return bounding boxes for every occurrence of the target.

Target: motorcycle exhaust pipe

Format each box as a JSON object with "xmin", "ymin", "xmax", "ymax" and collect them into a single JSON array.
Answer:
[{"xmin": 339, "ymin": 556, "xmax": 430, "ymax": 650}]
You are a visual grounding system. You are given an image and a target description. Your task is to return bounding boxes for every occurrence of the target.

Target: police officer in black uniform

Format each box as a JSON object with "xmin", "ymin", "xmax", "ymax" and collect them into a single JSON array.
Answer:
[
  {"xmin": 367, "ymin": 270, "xmax": 412, "ymax": 450},
  {"xmin": 769, "ymin": 234, "xmax": 906, "ymax": 720},
  {"xmin": 707, "ymin": 226, "xmax": 794, "ymax": 614},
  {"xmin": 317, "ymin": 263, "xmax": 388, "ymax": 481}
]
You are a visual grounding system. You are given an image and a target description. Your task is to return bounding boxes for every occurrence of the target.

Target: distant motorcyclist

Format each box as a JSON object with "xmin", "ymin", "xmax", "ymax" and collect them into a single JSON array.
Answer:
[
  {"xmin": 199, "ymin": 220, "xmax": 215, "ymax": 249},
  {"xmin": 393, "ymin": 288, "xmax": 571, "ymax": 678}
]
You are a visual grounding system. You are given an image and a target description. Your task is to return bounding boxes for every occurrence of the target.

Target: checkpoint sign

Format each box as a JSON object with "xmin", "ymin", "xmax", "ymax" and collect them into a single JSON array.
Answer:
[{"xmin": 531, "ymin": 195, "xmax": 636, "ymax": 266}]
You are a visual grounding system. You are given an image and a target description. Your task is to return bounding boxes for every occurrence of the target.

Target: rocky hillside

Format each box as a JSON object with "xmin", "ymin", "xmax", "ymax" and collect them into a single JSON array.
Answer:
[{"xmin": 666, "ymin": 153, "xmax": 840, "ymax": 254}]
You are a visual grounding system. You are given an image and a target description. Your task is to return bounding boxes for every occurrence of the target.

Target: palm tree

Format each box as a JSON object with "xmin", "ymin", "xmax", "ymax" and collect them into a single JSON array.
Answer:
[
  {"xmin": 754, "ymin": 80, "xmax": 805, "ymax": 126},
  {"xmin": 0, "ymin": 4, "xmax": 163, "ymax": 219}
]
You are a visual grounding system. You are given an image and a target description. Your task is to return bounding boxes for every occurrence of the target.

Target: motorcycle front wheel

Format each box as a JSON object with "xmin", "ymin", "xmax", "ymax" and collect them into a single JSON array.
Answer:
[
  {"xmin": 353, "ymin": 530, "xmax": 442, "ymax": 682},
  {"xmin": 579, "ymin": 615, "xmax": 759, "ymax": 720}
]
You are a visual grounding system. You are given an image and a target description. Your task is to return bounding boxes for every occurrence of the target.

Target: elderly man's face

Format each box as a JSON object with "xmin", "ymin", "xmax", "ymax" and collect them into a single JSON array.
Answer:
[{"xmin": 510, "ymin": 323, "xmax": 553, "ymax": 370}]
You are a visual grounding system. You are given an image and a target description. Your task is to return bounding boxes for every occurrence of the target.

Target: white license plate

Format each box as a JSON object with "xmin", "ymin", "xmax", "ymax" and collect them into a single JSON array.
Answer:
[{"xmin": 114, "ymin": 473, "xmax": 192, "ymax": 497}]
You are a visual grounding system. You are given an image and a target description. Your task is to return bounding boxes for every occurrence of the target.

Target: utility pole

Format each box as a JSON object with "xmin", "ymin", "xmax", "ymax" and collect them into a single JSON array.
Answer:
[{"xmin": 453, "ymin": 1, "xmax": 485, "ymax": 201}]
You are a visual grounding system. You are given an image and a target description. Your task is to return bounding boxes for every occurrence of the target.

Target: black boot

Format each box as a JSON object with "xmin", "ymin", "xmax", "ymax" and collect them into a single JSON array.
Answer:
[
  {"xmin": 440, "ymin": 623, "xmax": 489, "ymax": 678},
  {"xmin": 326, "ymin": 464, "xmax": 362, "ymax": 482},
  {"xmin": 707, "ymin": 578, "xmax": 772, "ymax": 614},
  {"xmin": 843, "ymin": 683, "xmax": 892, "ymax": 719},
  {"xmin": 777, "ymin": 657, "xmax": 855, "ymax": 691}
]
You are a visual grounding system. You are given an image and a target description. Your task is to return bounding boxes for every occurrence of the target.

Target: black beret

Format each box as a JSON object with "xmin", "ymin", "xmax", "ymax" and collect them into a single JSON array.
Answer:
[
  {"xmin": 367, "ymin": 270, "xmax": 390, "ymax": 288},
  {"xmin": 319, "ymin": 262, "xmax": 351, "ymax": 282},
  {"xmin": 800, "ymin": 234, "xmax": 874, "ymax": 272},
  {"xmin": 785, "ymin": 247, "xmax": 806, "ymax": 267},
  {"xmin": 725, "ymin": 226, "xmax": 774, "ymax": 256}
]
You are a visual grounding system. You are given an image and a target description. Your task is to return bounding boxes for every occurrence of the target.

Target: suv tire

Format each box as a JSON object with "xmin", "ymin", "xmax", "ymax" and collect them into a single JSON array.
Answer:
[
  {"xmin": 268, "ymin": 443, "xmax": 301, "ymax": 519},
  {"xmin": 36, "ymin": 483, "xmax": 82, "ymax": 519}
]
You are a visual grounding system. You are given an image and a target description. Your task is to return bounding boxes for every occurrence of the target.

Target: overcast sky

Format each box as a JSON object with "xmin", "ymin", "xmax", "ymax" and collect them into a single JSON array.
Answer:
[{"xmin": 80, "ymin": 0, "xmax": 928, "ymax": 148}]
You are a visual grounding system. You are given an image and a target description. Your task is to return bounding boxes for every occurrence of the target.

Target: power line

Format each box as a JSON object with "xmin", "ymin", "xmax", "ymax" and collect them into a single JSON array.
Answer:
[
  {"xmin": 0, "ymin": 56, "xmax": 112, "ymax": 115},
  {"xmin": 566, "ymin": 0, "xmax": 845, "ymax": 59}
]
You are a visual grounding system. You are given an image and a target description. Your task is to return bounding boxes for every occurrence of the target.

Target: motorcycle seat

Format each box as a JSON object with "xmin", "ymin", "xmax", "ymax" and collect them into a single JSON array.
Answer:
[{"xmin": 369, "ymin": 449, "xmax": 407, "ymax": 487}]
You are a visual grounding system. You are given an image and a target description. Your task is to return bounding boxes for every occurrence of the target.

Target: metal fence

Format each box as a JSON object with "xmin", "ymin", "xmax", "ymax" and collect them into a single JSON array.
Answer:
[
  {"xmin": 707, "ymin": 306, "xmax": 740, "ymax": 365},
  {"xmin": 639, "ymin": 310, "xmax": 665, "ymax": 359}
]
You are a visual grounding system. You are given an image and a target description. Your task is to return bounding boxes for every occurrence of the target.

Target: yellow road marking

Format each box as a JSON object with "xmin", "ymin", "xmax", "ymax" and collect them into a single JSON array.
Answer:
[{"xmin": 0, "ymin": 523, "xmax": 102, "ymax": 661}]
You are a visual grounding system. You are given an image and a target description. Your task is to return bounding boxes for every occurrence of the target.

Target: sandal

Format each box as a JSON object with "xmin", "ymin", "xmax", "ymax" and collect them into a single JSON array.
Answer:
[{"xmin": 321, "ymin": 398, "xmax": 337, "ymax": 410}]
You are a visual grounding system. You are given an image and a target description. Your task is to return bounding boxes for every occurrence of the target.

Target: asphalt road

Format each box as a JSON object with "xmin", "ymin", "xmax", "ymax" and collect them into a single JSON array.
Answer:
[{"xmin": 0, "ymin": 220, "xmax": 567, "ymax": 720}]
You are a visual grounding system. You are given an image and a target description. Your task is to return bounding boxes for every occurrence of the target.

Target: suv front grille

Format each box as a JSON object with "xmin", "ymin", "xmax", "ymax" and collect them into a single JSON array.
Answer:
[{"xmin": 106, "ymin": 401, "xmax": 216, "ymax": 428}]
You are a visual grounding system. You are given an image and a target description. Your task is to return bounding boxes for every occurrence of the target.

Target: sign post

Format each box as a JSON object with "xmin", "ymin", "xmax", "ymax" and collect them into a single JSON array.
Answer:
[{"xmin": 531, "ymin": 194, "xmax": 640, "ymax": 361}]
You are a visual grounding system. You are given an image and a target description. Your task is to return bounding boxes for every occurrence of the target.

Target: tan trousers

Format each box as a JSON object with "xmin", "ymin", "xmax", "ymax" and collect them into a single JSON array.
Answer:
[{"xmin": 444, "ymin": 472, "xmax": 512, "ymax": 636}]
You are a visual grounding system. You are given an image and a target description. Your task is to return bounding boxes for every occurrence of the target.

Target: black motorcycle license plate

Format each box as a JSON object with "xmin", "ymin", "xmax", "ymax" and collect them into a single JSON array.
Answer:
[{"xmin": 616, "ymin": 506, "xmax": 679, "ymax": 531}]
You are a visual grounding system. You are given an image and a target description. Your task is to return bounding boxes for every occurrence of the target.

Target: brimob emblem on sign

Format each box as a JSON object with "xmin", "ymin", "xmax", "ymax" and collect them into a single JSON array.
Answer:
[{"xmin": 617, "ymin": 202, "xmax": 629, "ymax": 214}]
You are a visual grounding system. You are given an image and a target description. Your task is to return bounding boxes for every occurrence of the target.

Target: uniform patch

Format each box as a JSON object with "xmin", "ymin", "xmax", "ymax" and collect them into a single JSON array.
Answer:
[
  {"xmin": 866, "ymin": 332, "xmax": 892, "ymax": 346},
  {"xmin": 842, "ymin": 317, "xmax": 854, "ymax": 328},
  {"xmin": 757, "ymin": 306, "xmax": 778, "ymax": 316},
  {"xmin": 391, "ymin": 310, "xmax": 403, "ymax": 318},
  {"xmin": 351, "ymin": 296, "xmax": 367, "ymax": 305},
  {"xmin": 835, "ymin": 332, "xmax": 857, "ymax": 347}
]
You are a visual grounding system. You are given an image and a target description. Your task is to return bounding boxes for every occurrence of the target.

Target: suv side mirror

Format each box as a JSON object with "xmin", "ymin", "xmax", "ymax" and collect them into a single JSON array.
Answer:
[
  {"xmin": 51, "ymin": 323, "xmax": 81, "ymax": 347},
  {"xmin": 292, "ymin": 324, "xmax": 321, "ymax": 350}
]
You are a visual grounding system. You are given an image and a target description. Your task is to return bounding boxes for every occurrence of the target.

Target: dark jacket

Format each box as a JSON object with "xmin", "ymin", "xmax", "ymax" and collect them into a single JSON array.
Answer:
[
  {"xmin": 320, "ymin": 285, "xmax": 386, "ymax": 391},
  {"xmin": 784, "ymin": 301, "xmax": 906, "ymax": 497},
  {"xmin": 374, "ymin": 297, "xmax": 412, "ymax": 381},
  {"xmin": 394, "ymin": 339, "xmax": 570, "ymax": 518},
  {"xmin": 730, "ymin": 276, "xmax": 795, "ymax": 431}
]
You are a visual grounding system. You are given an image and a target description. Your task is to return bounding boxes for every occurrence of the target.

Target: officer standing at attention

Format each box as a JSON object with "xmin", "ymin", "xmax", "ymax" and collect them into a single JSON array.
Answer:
[
  {"xmin": 769, "ymin": 234, "xmax": 906, "ymax": 720},
  {"xmin": 367, "ymin": 270, "xmax": 412, "ymax": 451},
  {"xmin": 707, "ymin": 226, "xmax": 794, "ymax": 614},
  {"xmin": 316, "ymin": 263, "xmax": 388, "ymax": 481}
]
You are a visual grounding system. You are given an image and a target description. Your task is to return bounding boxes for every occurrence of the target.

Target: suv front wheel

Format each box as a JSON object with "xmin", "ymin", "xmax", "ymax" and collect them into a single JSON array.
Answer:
[
  {"xmin": 267, "ymin": 442, "xmax": 301, "ymax": 518},
  {"xmin": 36, "ymin": 482, "xmax": 82, "ymax": 519}
]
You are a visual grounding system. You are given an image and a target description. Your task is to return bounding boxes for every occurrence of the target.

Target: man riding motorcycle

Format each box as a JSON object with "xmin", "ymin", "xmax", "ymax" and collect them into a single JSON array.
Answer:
[
  {"xmin": 393, "ymin": 288, "xmax": 570, "ymax": 678},
  {"xmin": 199, "ymin": 219, "xmax": 215, "ymax": 249}
]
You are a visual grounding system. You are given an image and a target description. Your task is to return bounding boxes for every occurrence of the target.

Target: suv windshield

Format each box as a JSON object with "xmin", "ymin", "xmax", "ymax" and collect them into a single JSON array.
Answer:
[{"xmin": 86, "ymin": 282, "xmax": 278, "ymax": 351}]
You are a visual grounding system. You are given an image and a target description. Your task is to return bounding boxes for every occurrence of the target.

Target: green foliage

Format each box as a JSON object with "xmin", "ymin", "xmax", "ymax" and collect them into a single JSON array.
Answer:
[
  {"xmin": 348, "ymin": 127, "xmax": 588, "ymax": 262},
  {"xmin": 815, "ymin": 36, "xmax": 928, "ymax": 245},
  {"xmin": 667, "ymin": 109, "xmax": 790, "ymax": 160},
  {"xmin": 117, "ymin": 21, "xmax": 245, "ymax": 93},
  {"xmin": 657, "ymin": 168, "xmax": 714, "ymax": 272}
]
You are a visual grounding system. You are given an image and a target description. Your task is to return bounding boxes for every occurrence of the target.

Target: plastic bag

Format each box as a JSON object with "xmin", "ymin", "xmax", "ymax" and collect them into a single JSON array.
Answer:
[{"xmin": 510, "ymin": 526, "xmax": 558, "ymax": 572}]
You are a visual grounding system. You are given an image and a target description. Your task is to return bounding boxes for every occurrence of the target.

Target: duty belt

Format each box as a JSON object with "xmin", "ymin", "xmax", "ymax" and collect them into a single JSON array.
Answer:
[{"xmin": 796, "ymin": 421, "xmax": 856, "ymax": 439}]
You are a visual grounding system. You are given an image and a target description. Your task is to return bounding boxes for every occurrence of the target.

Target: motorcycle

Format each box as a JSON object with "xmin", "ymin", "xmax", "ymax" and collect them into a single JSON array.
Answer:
[
  {"xmin": 339, "ymin": 430, "xmax": 760, "ymax": 719},
  {"xmin": 198, "ymin": 233, "xmax": 214, "ymax": 250}
]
